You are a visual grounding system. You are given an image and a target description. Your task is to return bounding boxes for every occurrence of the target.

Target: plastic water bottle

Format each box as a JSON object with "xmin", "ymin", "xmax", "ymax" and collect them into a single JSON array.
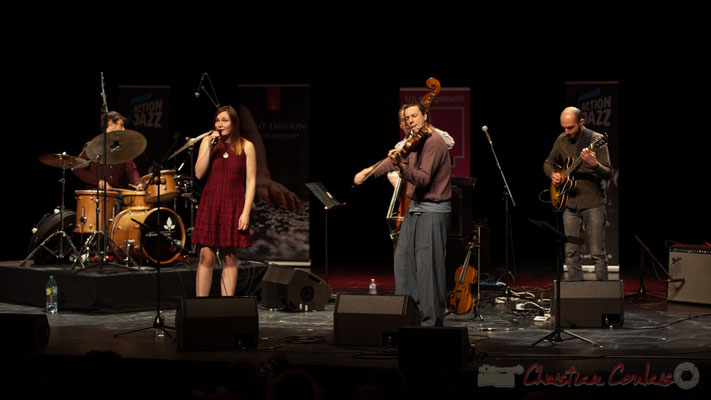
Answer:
[
  {"xmin": 46, "ymin": 275, "xmax": 58, "ymax": 314},
  {"xmin": 369, "ymin": 278, "xmax": 377, "ymax": 295}
]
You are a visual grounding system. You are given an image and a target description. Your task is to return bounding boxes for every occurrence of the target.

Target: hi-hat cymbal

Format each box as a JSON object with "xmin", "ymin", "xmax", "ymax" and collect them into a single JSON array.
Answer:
[
  {"xmin": 38, "ymin": 152, "xmax": 85, "ymax": 168},
  {"xmin": 86, "ymin": 129, "xmax": 147, "ymax": 165}
]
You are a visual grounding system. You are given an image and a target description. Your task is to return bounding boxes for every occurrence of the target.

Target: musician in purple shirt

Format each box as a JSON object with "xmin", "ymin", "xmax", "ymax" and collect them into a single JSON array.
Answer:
[{"xmin": 355, "ymin": 102, "xmax": 452, "ymax": 326}]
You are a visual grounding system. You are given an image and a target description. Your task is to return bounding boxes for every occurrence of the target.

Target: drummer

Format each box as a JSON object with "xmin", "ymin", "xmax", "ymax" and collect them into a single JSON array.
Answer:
[{"xmin": 73, "ymin": 111, "xmax": 143, "ymax": 190}]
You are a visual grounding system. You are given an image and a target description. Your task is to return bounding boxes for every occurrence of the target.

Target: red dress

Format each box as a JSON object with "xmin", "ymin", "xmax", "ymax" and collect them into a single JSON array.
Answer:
[{"xmin": 192, "ymin": 142, "xmax": 252, "ymax": 248}]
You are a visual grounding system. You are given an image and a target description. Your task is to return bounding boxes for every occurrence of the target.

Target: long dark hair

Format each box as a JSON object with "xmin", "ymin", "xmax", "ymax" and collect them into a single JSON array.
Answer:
[{"xmin": 213, "ymin": 105, "xmax": 243, "ymax": 153}]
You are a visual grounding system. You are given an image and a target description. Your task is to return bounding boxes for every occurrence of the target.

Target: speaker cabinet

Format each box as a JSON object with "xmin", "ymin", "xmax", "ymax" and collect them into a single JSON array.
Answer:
[
  {"xmin": 667, "ymin": 246, "xmax": 711, "ymax": 305},
  {"xmin": 552, "ymin": 280, "xmax": 624, "ymax": 328},
  {"xmin": 398, "ymin": 326, "xmax": 470, "ymax": 372},
  {"xmin": 261, "ymin": 266, "xmax": 332, "ymax": 311},
  {"xmin": 334, "ymin": 294, "xmax": 421, "ymax": 346},
  {"xmin": 0, "ymin": 313, "xmax": 50, "ymax": 355},
  {"xmin": 175, "ymin": 296, "xmax": 258, "ymax": 351},
  {"xmin": 449, "ymin": 177, "xmax": 475, "ymax": 237}
]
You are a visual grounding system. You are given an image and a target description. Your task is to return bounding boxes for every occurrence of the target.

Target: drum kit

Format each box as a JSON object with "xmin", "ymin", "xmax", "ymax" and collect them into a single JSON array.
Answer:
[{"xmin": 22, "ymin": 128, "xmax": 204, "ymax": 270}]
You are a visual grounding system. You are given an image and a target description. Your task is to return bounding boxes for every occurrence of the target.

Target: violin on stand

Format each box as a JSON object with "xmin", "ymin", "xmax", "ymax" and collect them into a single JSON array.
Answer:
[{"xmin": 446, "ymin": 235, "xmax": 478, "ymax": 315}]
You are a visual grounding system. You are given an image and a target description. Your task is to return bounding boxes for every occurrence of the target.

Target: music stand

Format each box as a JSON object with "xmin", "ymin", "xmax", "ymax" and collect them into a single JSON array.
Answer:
[
  {"xmin": 306, "ymin": 182, "xmax": 346, "ymax": 284},
  {"xmin": 528, "ymin": 219, "xmax": 600, "ymax": 347}
]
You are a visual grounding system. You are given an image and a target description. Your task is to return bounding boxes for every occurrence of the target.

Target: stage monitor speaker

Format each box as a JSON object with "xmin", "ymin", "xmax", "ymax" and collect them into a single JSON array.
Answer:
[
  {"xmin": 667, "ymin": 246, "xmax": 711, "ymax": 305},
  {"xmin": 398, "ymin": 326, "xmax": 470, "ymax": 372},
  {"xmin": 552, "ymin": 280, "xmax": 624, "ymax": 328},
  {"xmin": 175, "ymin": 296, "xmax": 258, "ymax": 351},
  {"xmin": 261, "ymin": 266, "xmax": 332, "ymax": 311},
  {"xmin": 334, "ymin": 294, "xmax": 420, "ymax": 346},
  {"xmin": 0, "ymin": 313, "xmax": 50, "ymax": 356}
]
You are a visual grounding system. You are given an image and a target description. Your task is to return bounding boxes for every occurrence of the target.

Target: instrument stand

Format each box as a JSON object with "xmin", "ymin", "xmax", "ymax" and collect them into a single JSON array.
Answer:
[
  {"xmin": 21, "ymin": 158, "xmax": 80, "ymax": 266},
  {"xmin": 625, "ymin": 235, "xmax": 666, "ymax": 301},
  {"xmin": 528, "ymin": 219, "xmax": 600, "ymax": 348},
  {"xmin": 306, "ymin": 182, "xmax": 346, "ymax": 284},
  {"xmin": 472, "ymin": 225, "xmax": 484, "ymax": 321},
  {"xmin": 115, "ymin": 168, "xmax": 175, "ymax": 339},
  {"xmin": 482, "ymin": 127, "xmax": 518, "ymax": 282}
]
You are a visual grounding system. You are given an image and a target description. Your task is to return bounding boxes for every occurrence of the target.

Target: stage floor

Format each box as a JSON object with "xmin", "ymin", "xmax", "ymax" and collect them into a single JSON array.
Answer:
[{"xmin": 1, "ymin": 260, "xmax": 710, "ymax": 398}]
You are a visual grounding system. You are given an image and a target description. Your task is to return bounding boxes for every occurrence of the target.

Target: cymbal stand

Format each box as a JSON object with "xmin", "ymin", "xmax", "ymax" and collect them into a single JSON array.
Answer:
[
  {"xmin": 115, "ymin": 168, "xmax": 174, "ymax": 339},
  {"xmin": 177, "ymin": 145, "xmax": 199, "ymax": 256},
  {"xmin": 21, "ymin": 158, "xmax": 80, "ymax": 266}
]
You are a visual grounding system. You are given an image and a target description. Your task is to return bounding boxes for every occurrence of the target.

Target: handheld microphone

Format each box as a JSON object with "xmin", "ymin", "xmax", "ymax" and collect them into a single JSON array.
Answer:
[
  {"xmin": 482, "ymin": 126, "xmax": 492, "ymax": 145},
  {"xmin": 194, "ymin": 73, "xmax": 206, "ymax": 98},
  {"xmin": 211, "ymin": 130, "xmax": 222, "ymax": 146}
]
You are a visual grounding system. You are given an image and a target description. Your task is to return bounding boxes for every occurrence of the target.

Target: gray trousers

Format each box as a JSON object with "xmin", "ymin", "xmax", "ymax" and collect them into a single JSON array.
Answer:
[
  {"xmin": 563, "ymin": 205, "xmax": 608, "ymax": 280},
  {"xmin": 393, "ymin": 211, "xmax": 450, "ymax": 326}
]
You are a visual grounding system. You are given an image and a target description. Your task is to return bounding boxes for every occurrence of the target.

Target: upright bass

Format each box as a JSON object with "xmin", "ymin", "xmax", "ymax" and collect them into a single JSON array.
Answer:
[{"xmin": 386, "ymin": 77, "xmax": 441, "ymax": 244}]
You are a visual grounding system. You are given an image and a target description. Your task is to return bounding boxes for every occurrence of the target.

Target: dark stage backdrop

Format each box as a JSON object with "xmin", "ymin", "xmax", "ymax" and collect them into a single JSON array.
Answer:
[{"xmin": 3, "ymin": 2, "xmax": 710, "ymax": 278}]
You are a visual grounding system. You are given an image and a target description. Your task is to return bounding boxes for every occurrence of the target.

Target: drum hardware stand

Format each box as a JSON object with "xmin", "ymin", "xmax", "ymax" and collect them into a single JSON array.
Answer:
[
  {"xmin": 115, "ymin": 167, "xmax": 175, "ymax": 339},
  {"xmin": 21, "ymin": 155, "xmax": 80, "ymax": 266},
  {"xmin": 528, "ymin": 219, "xmax": 601, "ymax": 348}
]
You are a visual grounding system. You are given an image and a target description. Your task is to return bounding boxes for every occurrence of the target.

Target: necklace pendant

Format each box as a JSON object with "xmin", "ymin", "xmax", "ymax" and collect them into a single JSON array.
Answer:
[{"xmin": 223, "ymin": 152, "xmax": 229, "ymax": 159}]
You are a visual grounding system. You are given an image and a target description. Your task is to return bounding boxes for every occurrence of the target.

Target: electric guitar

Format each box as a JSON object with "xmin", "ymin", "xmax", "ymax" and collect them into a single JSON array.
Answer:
[{"xmin": 550, "ymin": 133, "xmax": 608, "ymax": 212}]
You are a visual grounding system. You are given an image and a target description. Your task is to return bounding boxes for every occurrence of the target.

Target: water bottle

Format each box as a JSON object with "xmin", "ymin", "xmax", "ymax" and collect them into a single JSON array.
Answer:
[
  {"xmin": 369, "ymin": 278, "xmax": 377, "ymax": 295},
  {"xmin": 46, "ymin": 275, "xmax": 58, "ymax": 314}
]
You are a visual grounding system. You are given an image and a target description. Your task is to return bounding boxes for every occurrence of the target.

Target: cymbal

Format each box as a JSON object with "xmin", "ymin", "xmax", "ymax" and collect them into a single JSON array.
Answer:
[
  {"xmin": 167, "ymin": 131, "xmax": 211, "ymax": 160},
  {"xmin": 86, "ymin": 129, "xmax": 147, "ymax": 165},
  {"xmin": 38, "ymin": 152, "xmax": 85, "ymax": 168}
]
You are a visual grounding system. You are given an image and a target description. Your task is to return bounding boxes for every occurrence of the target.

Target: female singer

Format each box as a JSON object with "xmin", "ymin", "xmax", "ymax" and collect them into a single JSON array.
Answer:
[{"xmin": 192, "ymin": 105, "xmax": 256, "ymax": 296}]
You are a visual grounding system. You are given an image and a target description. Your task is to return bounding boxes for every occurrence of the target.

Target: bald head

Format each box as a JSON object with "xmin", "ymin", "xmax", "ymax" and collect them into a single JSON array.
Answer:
[{"xmin": 560, "ymin": 107, "xmax": 584, "ymax": 140}]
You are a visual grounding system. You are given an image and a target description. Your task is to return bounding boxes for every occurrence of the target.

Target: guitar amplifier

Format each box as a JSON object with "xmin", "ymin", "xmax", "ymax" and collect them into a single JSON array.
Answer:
[{"xmin": 667, "ymin": 244, "xmax": 711, "ymax": 305}]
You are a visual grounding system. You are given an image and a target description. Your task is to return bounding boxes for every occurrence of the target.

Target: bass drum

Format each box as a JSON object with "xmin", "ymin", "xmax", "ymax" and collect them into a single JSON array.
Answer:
[{"xmin": 109, "ymin": 207, "xmax": 185, "ymax": 265}]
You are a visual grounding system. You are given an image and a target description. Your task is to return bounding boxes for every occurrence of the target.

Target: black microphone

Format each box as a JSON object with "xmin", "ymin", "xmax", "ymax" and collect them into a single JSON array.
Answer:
[
  {"xmin": 194, "ymin": 73, "xmax": 206, "ymax": 98},
  {"xmin": 211, "ymin": 129, "xmax": 222, "ymax": 146},
  {"xmin": 482, "ymin": 126, "xmax": 492, "ymax": 145}
]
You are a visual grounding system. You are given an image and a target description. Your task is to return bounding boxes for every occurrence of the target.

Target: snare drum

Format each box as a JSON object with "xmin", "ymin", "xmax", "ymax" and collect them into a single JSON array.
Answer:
[
  {"xmin": 74, "ymin": 190, "xmax": 119, "ymax": 233},
  {"xmin": 109, "ymin": 207, "xmax": 185, "ymax": 265},
  {"xmin": 142, "ymin": 170, "xmax": 180, "ymax": 204}
]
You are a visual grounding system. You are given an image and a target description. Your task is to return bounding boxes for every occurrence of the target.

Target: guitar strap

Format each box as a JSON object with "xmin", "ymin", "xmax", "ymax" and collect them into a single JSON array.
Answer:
[{"xmin": 576, "ymin": 128, "xmax": 593, "ymax": 155}]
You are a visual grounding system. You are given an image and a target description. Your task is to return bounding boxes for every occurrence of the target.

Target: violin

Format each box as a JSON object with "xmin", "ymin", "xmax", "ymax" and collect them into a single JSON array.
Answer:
[{"xmin": 446, "ymin": 236, "xmax": 478, "ymax": 314}]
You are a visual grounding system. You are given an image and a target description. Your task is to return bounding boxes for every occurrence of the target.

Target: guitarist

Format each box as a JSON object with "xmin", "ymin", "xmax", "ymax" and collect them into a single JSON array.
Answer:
[{"xmin": 543, "ymin": 107, "xmax": 612, "ymax": 281}]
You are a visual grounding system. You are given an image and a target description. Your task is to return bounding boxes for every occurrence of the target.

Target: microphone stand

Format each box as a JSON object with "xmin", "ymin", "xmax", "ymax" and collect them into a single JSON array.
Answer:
[
  {"xmin": 482, "ymin": 127, "xmax": 517, "ymax": 281},
  {"xmin": 196, "ymin": 73, "xmax": 221, "ymax": 109},
  {"xmin": 114, "ymin": 164, "xmax": 175, "ymax": 339},
  {"xmin": 625, "ymin": 235, "xmax": 666, "ymax": 300}
]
